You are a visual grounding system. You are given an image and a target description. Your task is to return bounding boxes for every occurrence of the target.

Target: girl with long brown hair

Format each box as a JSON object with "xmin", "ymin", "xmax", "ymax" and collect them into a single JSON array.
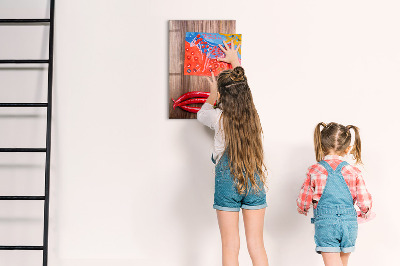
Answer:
[
  {"xmin": 297, "ymin": 122, "xmax": 373, "ymax": 266},
  {"xmin": 197, "ymin": 41, "xmax": 269, "ymax": 266}
]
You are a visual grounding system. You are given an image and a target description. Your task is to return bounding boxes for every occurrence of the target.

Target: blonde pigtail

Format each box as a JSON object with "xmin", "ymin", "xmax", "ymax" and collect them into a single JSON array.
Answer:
[
  {"xmin": 347, "ymin": 125, "xmax": 362, "ymax": 164},
  {"xmin": 314, "ymin": 122, "xmax": 326, "ymax": 162}
]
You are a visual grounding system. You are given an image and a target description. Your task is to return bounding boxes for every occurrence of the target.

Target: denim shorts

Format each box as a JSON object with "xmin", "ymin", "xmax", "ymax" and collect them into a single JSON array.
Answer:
[
  {"xmin": 312, "ymin": 208, "xmax": 358, "ymax": 253},
  {"xmin": 213, "ymin": 154, "xmax": 267, "ymax": 212}
]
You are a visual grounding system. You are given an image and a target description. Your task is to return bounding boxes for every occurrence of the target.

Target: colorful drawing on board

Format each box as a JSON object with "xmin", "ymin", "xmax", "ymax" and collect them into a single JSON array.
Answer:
[{"xmin": 184, "ymin": 32, "xmax": 241, "ymax": 76}]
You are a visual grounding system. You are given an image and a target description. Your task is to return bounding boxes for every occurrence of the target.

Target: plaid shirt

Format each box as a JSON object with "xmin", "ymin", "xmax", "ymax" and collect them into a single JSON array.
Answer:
[{"xmin": 297, "ymin": 155, "xmax": 372, "ymax": 218}]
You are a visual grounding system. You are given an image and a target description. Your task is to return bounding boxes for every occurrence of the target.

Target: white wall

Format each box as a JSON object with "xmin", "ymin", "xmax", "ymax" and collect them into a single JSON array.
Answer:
[{"xmin": 1, "ymin": 0, "xmax": 399, "ymax": 265}]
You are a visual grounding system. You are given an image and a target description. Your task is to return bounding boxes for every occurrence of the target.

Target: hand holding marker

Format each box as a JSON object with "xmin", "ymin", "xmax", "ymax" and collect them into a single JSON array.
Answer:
[{"xmin": 172, "ymin": 40, "xmax": 240, "ymax": 113}]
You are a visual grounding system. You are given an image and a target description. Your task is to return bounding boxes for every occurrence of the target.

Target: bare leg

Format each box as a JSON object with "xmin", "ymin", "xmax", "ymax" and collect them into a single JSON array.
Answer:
[
  {"xmin": 321, "ymin": 252, "xmax": 343, "ymax": 266},
  {"xmin": 242, "ymin": 208, "xmax": 269, "ymax": 266},
  {"xmin": 216, "ymin": 210, "xmax": 240, "ymax": 266},
  {"xmin": 340, "ymin": 252, "xmax": 350, "ymax": 266}
]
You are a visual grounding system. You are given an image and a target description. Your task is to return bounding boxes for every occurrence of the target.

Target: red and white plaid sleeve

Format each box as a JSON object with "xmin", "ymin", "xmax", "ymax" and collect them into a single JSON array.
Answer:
[
  {"xmin": 297, "ymin": 167, "xmax": 314, "ymax": 216},
  {"xmin": 354, "ymin": 167, "xmax": 373, "ymax": 218}
]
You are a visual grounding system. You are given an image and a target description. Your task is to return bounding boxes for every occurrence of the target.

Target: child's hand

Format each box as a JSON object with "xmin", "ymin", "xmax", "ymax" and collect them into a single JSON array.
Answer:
[
  {"xmin": 205, "ymin": 71, "xmax": 218, "ymax": 105},
  {"xmin": 297, "ymin": 207, "xmax": 308, "ymax": 216},
  {"xmin": 217, "ymin": 40, "xmax": 241, "ymax": 68},
  {"xmin": 206, "ymin": 71, "xmax": 218, "ymax": 94}
]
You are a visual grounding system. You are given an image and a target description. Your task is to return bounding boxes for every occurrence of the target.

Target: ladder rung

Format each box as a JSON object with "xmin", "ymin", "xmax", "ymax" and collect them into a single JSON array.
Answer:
[
  {"xmin": 0, "ymin": 246, "xmax": 44, "ymax": 250},
  {"xmin": 0, "ymin": 148, "xmax": 46, "ymax": 152},
  {"xmin": 0, "ymin": 103, "xmax": 48, "ymax": 107},
  {"xmin": 0, "ymin": 196, "xmax": 45, "ymax": 200},
  {"xmin": 0, "ymin": 60, "xmax": 49, "ymax": 64},
  {"xmin": 0, "ymin": 19, "xmax": 50, "ymax": 23}
]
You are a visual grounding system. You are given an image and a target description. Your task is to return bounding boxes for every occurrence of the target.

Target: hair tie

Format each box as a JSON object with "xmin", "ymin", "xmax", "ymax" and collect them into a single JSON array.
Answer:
[{"xmin": 225, "ymin": 81, "xmax": 246, "ymax": 88}]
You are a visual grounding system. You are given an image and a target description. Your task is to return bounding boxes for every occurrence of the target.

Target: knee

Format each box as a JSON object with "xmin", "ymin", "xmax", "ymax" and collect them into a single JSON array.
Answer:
[
  {"xmin": 221, "ymin": 237, "xmax": 240, "ymax": 253},
  {"xmin": 246, "ymin": 238, "xmax": 265, "ymax": 254}
]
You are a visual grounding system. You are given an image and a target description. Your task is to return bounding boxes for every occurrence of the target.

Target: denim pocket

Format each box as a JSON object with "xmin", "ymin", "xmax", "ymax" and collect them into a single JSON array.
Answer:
[
  {"xmin": 347, "ymin": 220, "xmax": 358, "ymax": 244},
  {"xmin": 314, "ymin": 219, "xmax": 340, "ymax": 246},
  {"xmin": 215, "ymin": 171, "xmax": 236, "ymax": 199}
]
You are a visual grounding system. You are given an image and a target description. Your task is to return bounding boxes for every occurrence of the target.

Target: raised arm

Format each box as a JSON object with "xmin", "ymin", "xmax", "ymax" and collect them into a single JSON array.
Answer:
[
  {"xmin": 205, "ymin": 72, "xmax": 218, "ymax": 105},
  {"xmin": 204, "ymin": 40, "xmax": 241, "ymax": 106},
  {"xmin": 197, "ymin": 72, "xmax": 220, "ymax": 129}
]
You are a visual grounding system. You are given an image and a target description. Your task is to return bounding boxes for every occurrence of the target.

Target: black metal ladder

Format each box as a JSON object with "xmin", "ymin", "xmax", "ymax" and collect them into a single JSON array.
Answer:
[{"xmin": 0, "ymin": 1, "xmax": 55, "ymax": 265}]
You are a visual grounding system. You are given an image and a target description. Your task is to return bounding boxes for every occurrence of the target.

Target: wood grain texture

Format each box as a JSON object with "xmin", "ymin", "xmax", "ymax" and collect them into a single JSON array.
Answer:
[{"xmin": 169, "ymin": 20, "xmax": 236, "ymax": 119}]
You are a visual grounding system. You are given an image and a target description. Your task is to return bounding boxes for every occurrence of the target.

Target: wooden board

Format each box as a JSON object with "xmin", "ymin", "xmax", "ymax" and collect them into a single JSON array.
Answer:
[{"xmin": 168, "ymin": 20, "xmax": 236, "ymax": 119}]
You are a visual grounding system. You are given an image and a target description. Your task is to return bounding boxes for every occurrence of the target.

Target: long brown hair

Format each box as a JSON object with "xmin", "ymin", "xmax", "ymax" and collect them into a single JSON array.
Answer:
[
  {"xmin": 216, "ymin": 66, "xmax": 267, "ymax": 194},
  {"xmin": 314, "ymin": 122, "xmax": 362, "ymax": 164}
]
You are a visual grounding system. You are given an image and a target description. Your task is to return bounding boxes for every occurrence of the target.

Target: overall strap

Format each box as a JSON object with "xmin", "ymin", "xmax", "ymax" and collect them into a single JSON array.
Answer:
[
  {"xmin": 318, "ymin": 160, "xmax": 333, "ymax": 174},
  {"xmin": 211, "ymin": 154, "xmax": 216, "ymax": 164},
  {"xmin": 215, "ymin": 149, "xmax": 229, "ymax": 169}
]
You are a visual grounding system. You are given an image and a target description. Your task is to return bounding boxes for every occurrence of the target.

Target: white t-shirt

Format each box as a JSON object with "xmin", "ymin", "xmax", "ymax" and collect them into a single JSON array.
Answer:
[{"xmin": 197, "ymin": 103, "xmax": 225, "ymax": 164}]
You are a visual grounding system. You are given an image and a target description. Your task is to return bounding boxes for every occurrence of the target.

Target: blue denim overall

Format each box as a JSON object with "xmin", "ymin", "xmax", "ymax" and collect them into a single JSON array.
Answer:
[
  {"xmin": 311, "ymin": 160, "xmax": 358, "ymax": 254},
  {"xmin": 211, "ymin": 151, "xmax": 267, "ymax": 211}
]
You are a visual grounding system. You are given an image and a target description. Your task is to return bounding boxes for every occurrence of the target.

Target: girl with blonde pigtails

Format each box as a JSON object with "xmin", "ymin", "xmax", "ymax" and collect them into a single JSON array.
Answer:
[{"xmin": 297, "ymin": 122, "xmax": 373, "ymax": 266}]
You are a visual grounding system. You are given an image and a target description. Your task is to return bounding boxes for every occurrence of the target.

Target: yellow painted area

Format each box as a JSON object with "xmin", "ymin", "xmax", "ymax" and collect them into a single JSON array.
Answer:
[{"xmin": 220, "ymin": 34, "xmax": 242, "ymax": 55}]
